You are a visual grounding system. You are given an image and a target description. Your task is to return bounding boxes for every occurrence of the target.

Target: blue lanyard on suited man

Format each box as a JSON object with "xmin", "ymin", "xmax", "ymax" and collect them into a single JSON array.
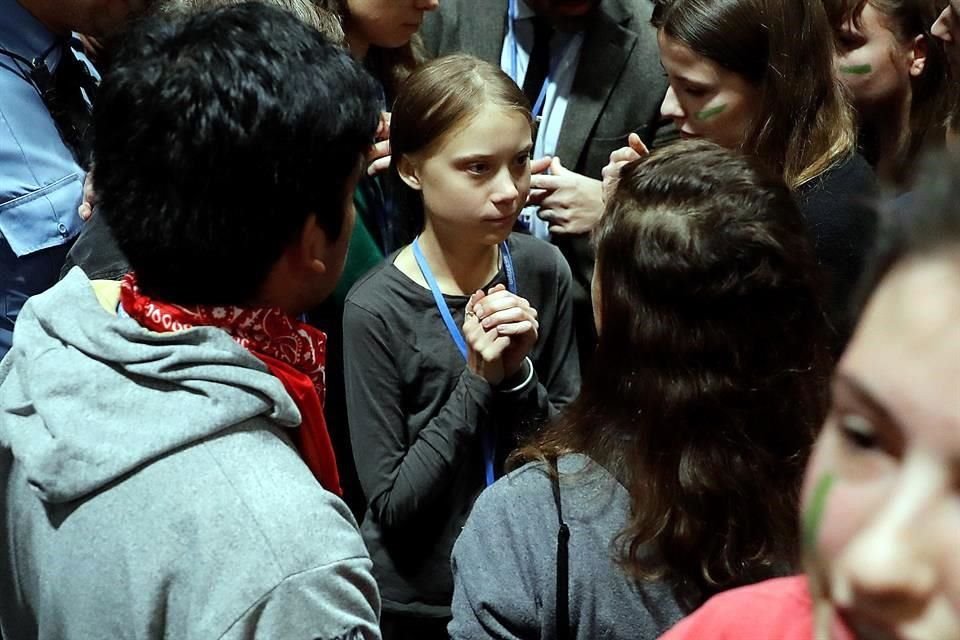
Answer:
[{"xmin": 505, "ymin": 0, "xmax": 584, "ymax": 240}]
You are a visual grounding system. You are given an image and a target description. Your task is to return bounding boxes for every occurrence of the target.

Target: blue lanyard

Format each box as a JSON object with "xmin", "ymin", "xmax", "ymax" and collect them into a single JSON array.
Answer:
[
  {"xmin": 508, "ymin": 0, "xmax": 560, "ymax": 119},
  {"xmin": 412, "ymin": 237, "xmax": 517, "ymax": 486},
  {"xmin": 412, "ymin": 238, "xmax": 517, "ymax": 359}
]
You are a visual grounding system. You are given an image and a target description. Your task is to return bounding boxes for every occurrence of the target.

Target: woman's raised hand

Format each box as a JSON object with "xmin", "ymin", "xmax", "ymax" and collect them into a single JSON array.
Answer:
[
  {"xmin": 366, "ymin": 111, "xmax": 392, "ymax": 176},
  {"xmin": 601, "ymin": 132, "xmax": 649, "ymax": 203}
]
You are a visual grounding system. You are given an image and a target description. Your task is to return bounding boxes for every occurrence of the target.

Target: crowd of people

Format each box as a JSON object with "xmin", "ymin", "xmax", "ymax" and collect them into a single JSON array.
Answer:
[{"xmin": 0, "ymin": 0, "xmax": 958, "ymax": 639}]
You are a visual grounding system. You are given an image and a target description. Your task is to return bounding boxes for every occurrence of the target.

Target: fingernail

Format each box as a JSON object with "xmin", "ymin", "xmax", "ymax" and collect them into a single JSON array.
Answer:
[{"xmin": 474, "ymin": 305, "xmax": 483, "ymax": 317}]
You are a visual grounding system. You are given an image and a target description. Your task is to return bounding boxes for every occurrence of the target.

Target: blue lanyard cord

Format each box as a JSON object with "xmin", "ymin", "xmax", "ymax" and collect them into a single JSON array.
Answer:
[
  {"xmin": 482, "ymin": 429, "xmax": 496, "ymax": 487},
  {"xmin": 508, "ymin": 0, "xmax": 520, "ymax": 82},
  {"xmin": 530, "ymin": 72, "xmax": 549, "ymax": 122},
  {"xmin": 507, "ymin": 0, "xmax": 565, "ymax": 120},
  {"xmin": 413, "ymin": 238, "xmax": 469, "ymax": 359},
  {"xmin": 501, "ymin": 242, "xmax": 518, "ymax": 294},
  {"xmin": 411, "ymin": 237, "xmax": 517, "ymax": 486},
  {"xmin": 411, "ymin": 238, "xmax": 518, "ymax": 358}
]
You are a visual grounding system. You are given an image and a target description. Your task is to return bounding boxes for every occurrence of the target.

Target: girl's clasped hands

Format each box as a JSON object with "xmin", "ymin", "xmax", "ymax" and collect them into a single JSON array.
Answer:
[{"xmin": 464, "ymin": 284, "xmax": 538, "ymax": 385}]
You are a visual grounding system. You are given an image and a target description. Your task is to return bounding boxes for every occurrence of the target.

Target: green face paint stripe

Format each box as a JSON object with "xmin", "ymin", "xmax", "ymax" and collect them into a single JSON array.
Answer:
[
  {"xmin": 802, "ymin": 473, "xmax": 835, "ymax": 551},
  {"xmin": 840, "ymin": 64, "xmax": 872, "ymax": 75},
  {"xmin": 694, "ymin": 104, "xmax": 727, "ymax": 121}
]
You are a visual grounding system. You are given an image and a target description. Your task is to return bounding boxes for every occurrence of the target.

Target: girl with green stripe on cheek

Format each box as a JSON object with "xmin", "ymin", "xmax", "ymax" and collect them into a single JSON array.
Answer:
[
  {"xmin": 831, "ymin": 0, "xmax": 955, "ymax": 187},
  {"xmin": 800, "ymin": 252, "xmax": 960, "ymax": 639},
  {"xmin": 656, "ymin": 33, "xmax": 757, "ymax": 150},
  {"xmin": 643, "ymin": 0, "xmax": 879, "ymax": 352},
  {"xmin": 657, "ymin": 152, "xmax": 960, "ymax": 640},
  {"xmin": 650, "ymin": 0, "xmax": 860, "ymax": 192}
]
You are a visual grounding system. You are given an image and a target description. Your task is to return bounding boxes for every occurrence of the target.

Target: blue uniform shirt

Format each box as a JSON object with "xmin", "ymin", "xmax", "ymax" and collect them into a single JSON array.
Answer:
[{"xmin": 0, "ymin": 0, "xmax": 93, "ymax": 257}]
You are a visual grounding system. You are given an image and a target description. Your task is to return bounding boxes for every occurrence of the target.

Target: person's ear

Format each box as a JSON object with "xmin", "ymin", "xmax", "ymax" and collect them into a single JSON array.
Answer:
[
  {"xmin": 297, "ymin": 213, "xmax": 332, "ymax": 278},
  {"xmin": 908, "ymin": 33, "xmax": 929, "ymax": 77},
  {"xmin": 397, "ymin": 154, "xmax": 423, "ymax": 191}
]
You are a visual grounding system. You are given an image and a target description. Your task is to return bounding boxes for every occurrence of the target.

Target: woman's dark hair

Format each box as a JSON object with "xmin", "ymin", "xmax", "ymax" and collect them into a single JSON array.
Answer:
[
  {"xmin": 652, "ymin": 0, "xmax": 857, "ymax": 189},
  {"xmin": 95, "ymin": 2, "xmax": 380, "ymax": 305},
  {"xmin": 389, "ymin": 54, "xmax": 531, "ymax": 242},
  {"xmin": 314, "ymin": 0, "xmax": 428, "ymax": 101},
  {"xmin": 513, "ymin": 139, "xmax": 833, "ymax": 610},
  {"xmin": 831, "ymin": 0, "xmax": 957, "ymax": 183}
]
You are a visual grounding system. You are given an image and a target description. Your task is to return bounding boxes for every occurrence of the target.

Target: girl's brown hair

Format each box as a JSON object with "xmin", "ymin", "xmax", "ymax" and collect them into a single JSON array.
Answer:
[
  {"xmin": 652, "ymin": 0, "xmax": 858, "ymax": 189},
  {"xmin": 389, "ymin": 54, "xmax": 532, "ymax": 241},
  {"xmin": 513, "ymin": 140, "xmax": 833, "ymax": 611},
  {"xmin": 833, "ymin": 0, "xmax": 957, "ymax": 183}
]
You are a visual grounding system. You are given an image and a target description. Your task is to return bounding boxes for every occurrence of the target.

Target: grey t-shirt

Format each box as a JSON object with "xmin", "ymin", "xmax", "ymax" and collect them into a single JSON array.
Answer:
[
  {"xmin": 343, "ymin": 233, "xmax": 581, "ymax": 616},
  {"xmin": 450, "ymin": 453, "xmax": 685, "ymax": 640}
]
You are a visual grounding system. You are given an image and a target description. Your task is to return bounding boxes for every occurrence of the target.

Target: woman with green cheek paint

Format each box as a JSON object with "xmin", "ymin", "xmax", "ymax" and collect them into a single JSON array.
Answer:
[
  {"xmin": 659, "ymin": 150, "xmax": 960, "ymax": 640},
  {"xmin": 630, "ymin": 0, "xmax": 880, "ymax": 353},
  {"xmin": 829, "ymin": 0, "xmax": 955, "ymax": 188}
]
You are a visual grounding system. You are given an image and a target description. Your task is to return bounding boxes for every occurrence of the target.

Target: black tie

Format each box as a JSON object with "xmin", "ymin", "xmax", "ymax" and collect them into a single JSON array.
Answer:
[
  {"xmin": 522, "ymin": 17, "xmax": 553, "ymax": 109},
  {"xmin": 44, "ymin": 44, "xmax": 97, "ymax": 169}
]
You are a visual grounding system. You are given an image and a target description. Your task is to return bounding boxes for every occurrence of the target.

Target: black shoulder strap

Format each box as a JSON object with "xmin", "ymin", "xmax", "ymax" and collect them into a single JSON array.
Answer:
[{"xmin": 547, "ymin": 455, "xmax": 571, "ymax": 640}]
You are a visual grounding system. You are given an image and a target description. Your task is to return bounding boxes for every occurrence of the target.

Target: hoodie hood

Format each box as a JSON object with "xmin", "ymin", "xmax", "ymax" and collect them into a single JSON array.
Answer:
[{"xmin": 0, "ymin": 268, "xmax": 301, "ymax": 504}]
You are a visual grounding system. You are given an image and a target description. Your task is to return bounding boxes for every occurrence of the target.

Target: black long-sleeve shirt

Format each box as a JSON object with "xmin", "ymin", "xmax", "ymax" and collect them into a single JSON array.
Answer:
[
  {"xmin": 343, "ymin": 233, "xmax": 581, "ymax": 617},
  {"xmin": 795, "ymin": 152, "xmax": 879, "ymax": 348}
]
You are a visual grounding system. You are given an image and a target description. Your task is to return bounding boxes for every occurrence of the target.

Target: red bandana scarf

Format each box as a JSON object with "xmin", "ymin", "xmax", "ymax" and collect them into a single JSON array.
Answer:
[{"xmin": 119, "ymin": 273, "xmax": 341, "ymax": 495}]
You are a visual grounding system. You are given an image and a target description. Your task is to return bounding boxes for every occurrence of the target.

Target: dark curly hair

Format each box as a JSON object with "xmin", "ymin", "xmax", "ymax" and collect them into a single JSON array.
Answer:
[
  {"xmin": 512, "ymin": 139, "xmax": 833, "ymax": 611},
  {"xmin": 94, "ymin": 2, "xmax": 380, "ymax": 305}
]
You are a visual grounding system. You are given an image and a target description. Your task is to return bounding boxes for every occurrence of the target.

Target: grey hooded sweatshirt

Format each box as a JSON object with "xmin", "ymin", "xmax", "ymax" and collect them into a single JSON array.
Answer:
[{"xmin": 0, "ymin": 269, "xmax": 381, "ymax": 640}]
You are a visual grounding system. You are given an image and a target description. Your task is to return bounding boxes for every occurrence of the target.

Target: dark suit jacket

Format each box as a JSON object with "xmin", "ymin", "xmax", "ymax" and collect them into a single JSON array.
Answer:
[
  {"xmin": 420, "ymin": 0, "xmax": 670, "ymax": 360},
  {"xmin": 421, "ymin": 0, "xmax": 668, "ymax": 177}
]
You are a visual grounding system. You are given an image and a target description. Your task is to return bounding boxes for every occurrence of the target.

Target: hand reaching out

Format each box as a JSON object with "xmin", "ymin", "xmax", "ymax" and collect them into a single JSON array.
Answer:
[
  {"xmin": 78, "ymin": 168, "xmax": 97, "ymax": 221},
  {"xmin": 601, "ymin": 132, "xmax": 649, "ymax": 204},
  {"xmin": 366, "ymin": 111, "xmax": 392, "ymax": 177},
  {"xmin": 527, "ymin": 156, "xmax": 604, "ymax": 235}
]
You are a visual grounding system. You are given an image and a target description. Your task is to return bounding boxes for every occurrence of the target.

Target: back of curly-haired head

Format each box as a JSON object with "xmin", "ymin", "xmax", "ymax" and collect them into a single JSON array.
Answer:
[
  {"xmin": 154, "ymin": 0, "xmax": 345, "ymax": 42},
  {"xmin": 514, "ymin": 139, "xmax": 833, "ymax": 610},
  {"xmin": 93, "ymin": 2, "xmax": 380, "ymax": 305}
]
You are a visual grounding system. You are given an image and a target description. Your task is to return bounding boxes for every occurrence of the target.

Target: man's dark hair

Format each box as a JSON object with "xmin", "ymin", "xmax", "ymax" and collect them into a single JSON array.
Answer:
[{"xmin": 94, "ymin": 2, "xmax": 380, "ymax": 304}]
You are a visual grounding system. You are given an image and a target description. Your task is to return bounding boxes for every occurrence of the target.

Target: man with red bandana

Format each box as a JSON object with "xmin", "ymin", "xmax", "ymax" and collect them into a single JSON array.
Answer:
[{"xmin": 0, "ymin": 4, "xmax": 383, "ymax": 638}]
